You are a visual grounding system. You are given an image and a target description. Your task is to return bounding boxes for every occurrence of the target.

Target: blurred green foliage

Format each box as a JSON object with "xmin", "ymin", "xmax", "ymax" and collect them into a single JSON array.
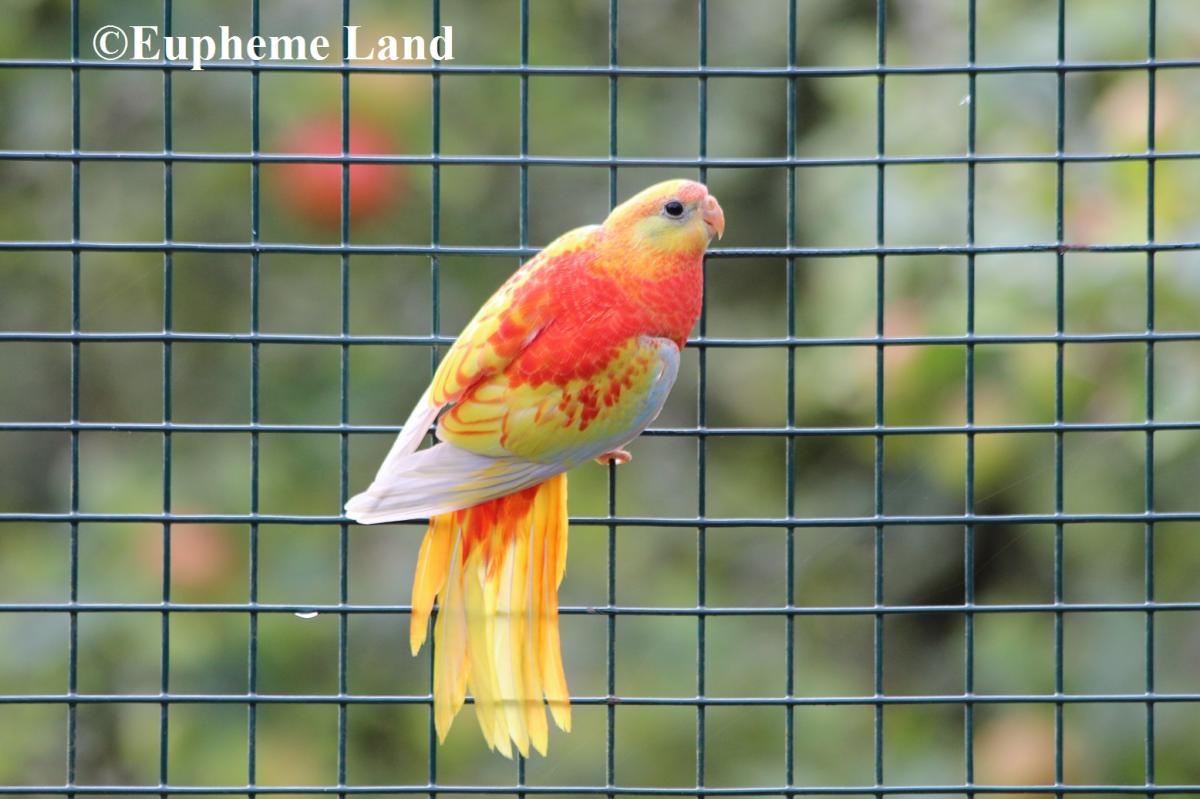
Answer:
[{"xmin": 1, "ymin": 0, "xmax": 1199, "ymax": 790}]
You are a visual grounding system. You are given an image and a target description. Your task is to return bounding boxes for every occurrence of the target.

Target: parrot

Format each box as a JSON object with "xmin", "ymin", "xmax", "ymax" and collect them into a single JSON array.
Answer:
[{"xmin": 344, "ymin": 178, "xmax": 725, "ymax": 757}]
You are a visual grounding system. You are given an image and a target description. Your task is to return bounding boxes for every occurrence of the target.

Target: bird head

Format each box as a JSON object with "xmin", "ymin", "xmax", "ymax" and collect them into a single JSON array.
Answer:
[{"xmin": 602, "ymin": 179, "xmax": 725, "ymax": 257}]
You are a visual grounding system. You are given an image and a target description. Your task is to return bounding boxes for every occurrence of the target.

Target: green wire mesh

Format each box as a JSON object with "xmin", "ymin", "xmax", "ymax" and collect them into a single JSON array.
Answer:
[{"xmin": 0, "ymin": 0, "xmax": 1198, "ymax": 795}]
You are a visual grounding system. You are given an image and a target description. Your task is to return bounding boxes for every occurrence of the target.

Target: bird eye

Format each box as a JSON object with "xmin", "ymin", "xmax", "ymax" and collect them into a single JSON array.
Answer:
[{"xmin": 663, "ymin": 200, "xmax": 685, "ymax": 218}]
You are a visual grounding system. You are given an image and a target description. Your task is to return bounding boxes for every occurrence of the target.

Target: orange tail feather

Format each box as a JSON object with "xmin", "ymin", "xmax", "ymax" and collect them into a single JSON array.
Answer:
[{"xmin": 409, "ymin": 472, "xmax": 570, "ymax": 757}]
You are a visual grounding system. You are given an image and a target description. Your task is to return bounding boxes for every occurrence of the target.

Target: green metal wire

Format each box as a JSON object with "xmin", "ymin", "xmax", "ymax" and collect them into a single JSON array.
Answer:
[
  {"xmin": 428, "ymin": 2, "xmax": 442, "ymax": 792},
  {"xmin": 4, "ymin": 241, "xmax": 1199, "ymax": 257},
  {"xmin": 3, "ymin": 782, "xmax": 1200, "ymax": 797},
  {"xmin": 159, "ymin": 2, "xmax": 175, "ymax": 793},
  {"xmin": 517, "ymin": 0, "xmax": 530, "ymax": 786},
  {"xmin": 964, "ymin": 1, "xmax": 978, "ymax": 794},
  {"xmin": 696, "ymin": 0, "xmax": 709, "ymax": 788},
  {"xmin": 6, "ymin": 57, "xmax": 1200, "ymax": 76},
  {"xmin": 3, "ymin": 786, "xmax": 1200, "ymax": 797},
  {"xmin": 338, "ymin": 3, "xmax": 353, "ymax": 793},
  {"xmin": 3, "ymin": 510, "xmax": 1200, "ymax": 527},
  {"xmin": 606, "ymin": 3, "xmax": 619, "ymax": 797},
  {"xmin": 0, "ymin": 2, "xmax": 1196, "ymax": 798},
  {"xmin": 1142, "ymin": 2, "xmax": 1158, "ymax": 796},
  {"xmin": 784, "ymin": 0, "xmax": 797, "ymax": 792},
  {"xmin": 1, "ymin": 599, "xmax": 1198, "ymax": 617},
  {"xmin": 1053, "ymin": 5, "xmax": 1067, "ymax": 797},
  {"xmin": 6, "ymin": 689, "xmax": 1200, "ymax": 707},
  {"xmin": 66, "ymin": 0, "xmax": 80, "ymax": 793},
  {"xmin": 5, "ymin": 150, "xmax": 1200, "ymax": 166},
  {"xmin": 247, "ymin": 0, "xmax": 262, "ymax": 788},
  {"xmin": 872, "ymin": 4, "xmax": 887, "ymax": 795}
]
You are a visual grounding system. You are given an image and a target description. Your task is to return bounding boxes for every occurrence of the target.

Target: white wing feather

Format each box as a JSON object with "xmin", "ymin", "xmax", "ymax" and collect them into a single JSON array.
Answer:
[
  {"xmin": 378, "ymin": 386, "xmax": 442, "ymax": 474},
  {"xmin": 345, "ymin": 442, "xmax": 565, "ymax": 524}
]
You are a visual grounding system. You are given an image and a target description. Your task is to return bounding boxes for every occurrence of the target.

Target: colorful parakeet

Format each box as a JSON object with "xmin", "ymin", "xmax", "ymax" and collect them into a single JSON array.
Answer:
[{"xmin": 345, "ymin": 179, "xmax": 725, "ymax": 757}]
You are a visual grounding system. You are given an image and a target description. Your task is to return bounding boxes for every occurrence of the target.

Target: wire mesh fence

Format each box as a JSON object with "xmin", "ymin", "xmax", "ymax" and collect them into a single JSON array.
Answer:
[{"xmin": 0, "ymin": 0, "xmax": 1199, "ymax": 794}]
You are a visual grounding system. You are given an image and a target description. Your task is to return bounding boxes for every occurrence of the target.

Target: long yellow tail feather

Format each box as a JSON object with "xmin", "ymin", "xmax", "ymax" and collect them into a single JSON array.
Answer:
[{"xmin": 410, "ymin": 472, "xmax": 571, "ymax": 757}]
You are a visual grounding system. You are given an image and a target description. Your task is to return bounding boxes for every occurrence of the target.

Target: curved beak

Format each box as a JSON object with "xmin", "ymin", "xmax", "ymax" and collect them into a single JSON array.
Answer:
[{"xmin": 702, "ymin": 193, "xmax": 726, "ymax": 240}]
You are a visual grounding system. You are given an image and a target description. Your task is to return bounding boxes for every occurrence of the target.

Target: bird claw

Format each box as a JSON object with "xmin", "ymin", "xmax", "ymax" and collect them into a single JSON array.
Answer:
[{"xmin": 594, "ymin": 448, "xmax": 632, "ymax": 466}]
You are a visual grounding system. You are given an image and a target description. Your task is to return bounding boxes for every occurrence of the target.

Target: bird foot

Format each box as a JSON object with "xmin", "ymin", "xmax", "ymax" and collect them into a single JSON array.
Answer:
[{"xmin": 594, "ymin": 448, "xmax": 632, "ymax": 466}]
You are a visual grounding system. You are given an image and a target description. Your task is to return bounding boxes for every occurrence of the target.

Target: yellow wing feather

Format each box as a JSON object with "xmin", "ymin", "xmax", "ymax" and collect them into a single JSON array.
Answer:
[
  {"xmin": 429, "ymin": 225, "xmax": 599, "ymax": 407},
  {"xmin": 439, "ymin": 336, "xmax": 681, "ymax": 466}
]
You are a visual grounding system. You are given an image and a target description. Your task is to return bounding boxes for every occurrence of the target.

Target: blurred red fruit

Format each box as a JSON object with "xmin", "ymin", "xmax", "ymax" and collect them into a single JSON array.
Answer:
[
  {"xmin": 136, "ymin": 521, "xmax": 236, "ymax": 596},
  {"xmin": 274, "ymin": 115, "xmax": 399, "ymax": 227}
]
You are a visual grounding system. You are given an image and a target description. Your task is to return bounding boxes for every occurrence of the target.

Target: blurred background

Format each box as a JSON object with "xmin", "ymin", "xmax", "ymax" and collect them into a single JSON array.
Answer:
[{"xmin": 1, "ymin": 0, "xmax": 1199, "ymax": 790}]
